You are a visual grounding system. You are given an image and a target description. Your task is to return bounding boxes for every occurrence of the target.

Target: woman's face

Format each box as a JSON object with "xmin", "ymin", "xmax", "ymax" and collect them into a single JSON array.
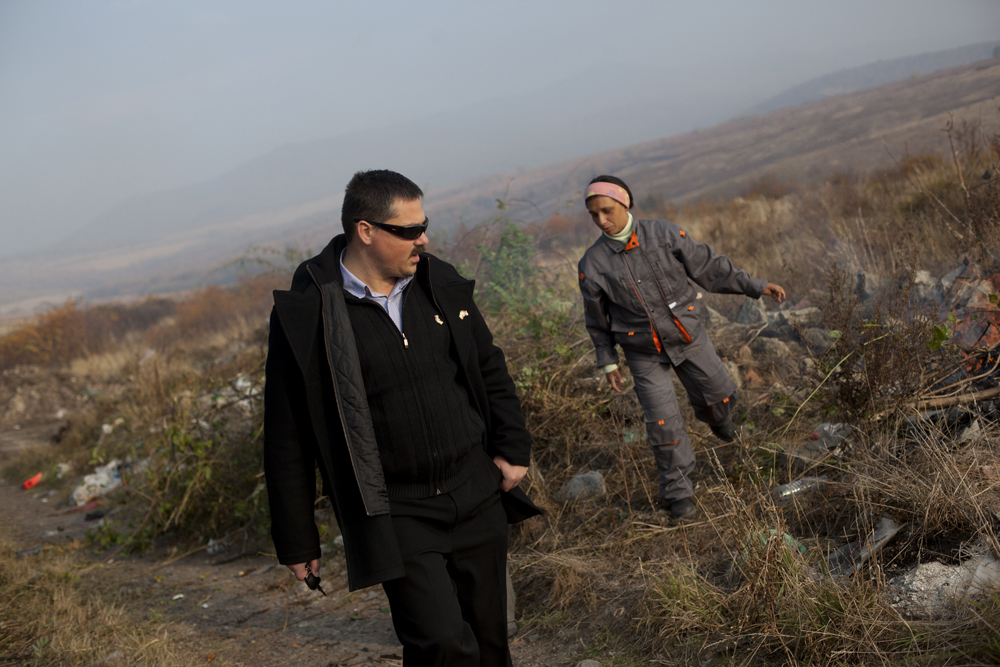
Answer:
[{"xmin": 586, "ymin": 195, "xmax": 630, "ymax": 236}]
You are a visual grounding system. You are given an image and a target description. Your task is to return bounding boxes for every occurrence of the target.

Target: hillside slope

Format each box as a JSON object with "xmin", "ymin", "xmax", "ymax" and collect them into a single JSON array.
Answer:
[
  {"xmin": 752, "ymin": 40, "xmax": 999, "ymax": 113},
  {"xmin": 426, "ymin": 57, "xmax": 1000, "ymax": 228},
  {"xmin": 2, "ymin": 57, "xmax": 999, "ymax": 312}
]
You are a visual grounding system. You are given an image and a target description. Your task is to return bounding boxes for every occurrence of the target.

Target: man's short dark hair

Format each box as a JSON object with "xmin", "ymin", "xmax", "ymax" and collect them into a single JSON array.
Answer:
[{"xmin": 341, "ymin": 170, "xmax": 424, "ymax": 242}]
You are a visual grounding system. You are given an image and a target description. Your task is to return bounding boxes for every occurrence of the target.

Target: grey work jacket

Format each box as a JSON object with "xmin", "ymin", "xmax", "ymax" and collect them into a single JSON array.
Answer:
[{"xmin": 578, "ymin": 217, "xmax": 766, "ymax": 367}]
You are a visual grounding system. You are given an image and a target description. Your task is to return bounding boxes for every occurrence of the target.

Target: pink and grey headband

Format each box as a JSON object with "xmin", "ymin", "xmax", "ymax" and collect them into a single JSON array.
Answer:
[{"xmin": 584, "ymin": 182, "xmax": 631, "ymax": 209}]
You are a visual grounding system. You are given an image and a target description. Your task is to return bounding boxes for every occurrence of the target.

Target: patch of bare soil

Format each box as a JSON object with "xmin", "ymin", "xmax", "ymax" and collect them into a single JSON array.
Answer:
[{"xmin": 1, "ymin": 474, "xmax": 582, "ymax": 667}]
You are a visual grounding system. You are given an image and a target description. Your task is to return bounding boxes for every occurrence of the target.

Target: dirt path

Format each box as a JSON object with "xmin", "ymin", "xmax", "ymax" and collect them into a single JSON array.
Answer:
[{"xmin": 0, "ymin": 479, "xmax": 579, "ymax": 666}]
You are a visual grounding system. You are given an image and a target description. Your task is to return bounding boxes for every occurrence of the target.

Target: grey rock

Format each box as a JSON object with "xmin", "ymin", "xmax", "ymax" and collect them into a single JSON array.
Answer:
[
  {"xmin": 751, "ymin": 337, "xmax": 791, "ymax": 357},
  {"xmin": 555, "ymin": 471, "xmax": 606, "ymax": 503},
  {"xmin": 735, "ymin": 297, "xmax": 768, "ymax": 326},
  {"xmin": 723, "ymin": 361, "xmax": 742, "ymax": 390},
  {"xmin": 856, "ymin": 271, "xmax": 888, "ymax": 300},
  {"xmin": 941, "ymin": 259, "xmax": 970, "ymax": 292},
  {"xmin": 702, "ymin": 306, "xmax": 729, "ymax": 330},
  {"xmin": 913, "ymin": 270, "xmax": 944, "ymax": 304},
  {"xmin": 804, "ymin": 327, "xmax": 835, "ymax": 352},
  {"xmin": 771, "ymin": 307, "xmax": 823, "ymax": 328}
]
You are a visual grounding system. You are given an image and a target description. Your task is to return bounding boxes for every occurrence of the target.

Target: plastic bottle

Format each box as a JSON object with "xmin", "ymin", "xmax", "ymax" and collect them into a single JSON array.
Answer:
[{"xmin": 773, "ymin": 476, "xmax": 828, "ymax": 502}]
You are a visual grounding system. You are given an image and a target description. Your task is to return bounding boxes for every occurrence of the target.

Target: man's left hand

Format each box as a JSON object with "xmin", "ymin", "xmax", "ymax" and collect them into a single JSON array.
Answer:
[
  {"xmin": 762, "ymin": 283, "xmax": 786, "ymax": 303},
  {"xmin": 492, "ymin": 456, "xmax": 527, "ymax": 492}
]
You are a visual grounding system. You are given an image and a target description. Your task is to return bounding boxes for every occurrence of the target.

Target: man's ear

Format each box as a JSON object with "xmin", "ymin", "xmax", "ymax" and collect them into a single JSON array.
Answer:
[{"xmin": 355, "ymin": 220, "xmax": 375, "ymax": 246}]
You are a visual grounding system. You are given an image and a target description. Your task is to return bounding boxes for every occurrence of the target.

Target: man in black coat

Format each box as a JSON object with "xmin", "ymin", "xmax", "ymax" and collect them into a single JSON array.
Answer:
[{"xmin": 264, "ymin": 169, "xmax": 539, "ymax": 666}]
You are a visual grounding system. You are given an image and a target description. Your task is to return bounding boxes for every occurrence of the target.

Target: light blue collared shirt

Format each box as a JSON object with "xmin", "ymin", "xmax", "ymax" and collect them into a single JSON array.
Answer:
[{"xmin": 339, "ymin": 249, "xmax": 413, "ymax": 332}]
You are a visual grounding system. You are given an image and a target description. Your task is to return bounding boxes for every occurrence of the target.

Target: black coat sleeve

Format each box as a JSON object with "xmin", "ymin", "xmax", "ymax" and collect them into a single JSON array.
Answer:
[
  {"xmin": 468, "ymin": 298, "xmax": 533, "ymax": 467},
  {"xmin": 263, "ymin": 309, "xmax": 322, "ymax": 565}
]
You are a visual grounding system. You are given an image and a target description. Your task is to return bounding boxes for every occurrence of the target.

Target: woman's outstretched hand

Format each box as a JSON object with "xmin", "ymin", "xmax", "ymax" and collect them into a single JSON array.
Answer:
[{"xmin": 762, "ymin": 283, "xmax": 786, "ymax": 303}]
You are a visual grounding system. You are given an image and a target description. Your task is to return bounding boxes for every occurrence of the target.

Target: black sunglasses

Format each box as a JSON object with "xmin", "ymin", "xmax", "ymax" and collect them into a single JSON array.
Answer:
[{"xmin": 359, "ymin": 217, "xmax": 429, "ymax": 240}]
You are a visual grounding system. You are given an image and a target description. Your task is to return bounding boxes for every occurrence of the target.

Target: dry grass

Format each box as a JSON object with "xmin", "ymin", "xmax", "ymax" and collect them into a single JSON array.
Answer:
[
  {"xmin": 1, "ymin": 127, "xmax": 999, "ymax": 664},
  {"xmin": 0, "ymin": 537, "xmax": 220, "ymax": 666}
]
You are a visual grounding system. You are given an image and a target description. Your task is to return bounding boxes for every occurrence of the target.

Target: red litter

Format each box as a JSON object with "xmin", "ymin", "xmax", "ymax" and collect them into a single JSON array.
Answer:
[{"xmin": 22, "ymin": 472, "xmax": 43, "ymax": 490}]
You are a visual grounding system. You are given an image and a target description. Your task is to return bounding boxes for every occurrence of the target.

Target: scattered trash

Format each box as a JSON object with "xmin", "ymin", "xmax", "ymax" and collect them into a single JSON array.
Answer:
[
  {"xmin": 201, "ymin": 603, "xmax": 209, "ymax": 609},
  {"xmin": 101, "ymin": 423, "xmax": 114, "ymax": 435},
  {"xmin": 55, "ymin": 408, "xmax": 67, "ymax": 420},
  {"xmin": 332, "ymin": 535, "xmax": 344, "ymax": 548},
  {"xmin": 138, "ymin": 348, "xmax": 156, "ymax": 367},
  {"xmin": 233, "ymin": 375, "xmax": 253, "ymax": 394},
  {"xmin": 773, "ymin": 476, "xmax": 828, "ymax": 503},
  {"xmin": 84, "ymin": 509, "xmax": 107, "ymax": 522},
  {"xmin": 555, "ymin": 471, "xmax": 606, "ymax": 503},
  {"xmin": 21, "ymin": 472, "xmax": 42, "ymax": 490},
  {"xmin": 16, "ymin": 545, "xmax": 43, "ymax": 558},
  {"xmin": 172, "ymin": 593, "xmax": 184, "ymax": 600},
  {"xmin": 56, "ymin": 462, "xmax": 73, "ymax": 479},
  {"xmin": 70, "ymin": 460, "xmax": 122, "ymax": 506},
  {"xmin": 787, "ymin": 423, "xmax": 853, "ymax": 469},
  {"xmin": 746, "ymin": 529, "xmax": 808, "ymax": 555},
  {"xmin": 889, "ymin": 549, "xmax": 1000, "ymax": 618},
  {"xmin": 206, "ymin": 538, "xmax": 229, "ymax": 555},
  {"xmin": 813, "ymin": 423, "xmax": 853, "ymax": 450},
  {"xmin": 823, "ymin": 517, "xmax": 905, "ymax": 578},
  {"xmin": 576, "ymin": 660, "xmax": 605, "ymax": 667},
  {"xmin": 957, "ymin": 419, "xmax": 982, "ymax": 443},
  {"xmin": 21, "ymin": 473, "xmax": 42, "ymax": 491}
]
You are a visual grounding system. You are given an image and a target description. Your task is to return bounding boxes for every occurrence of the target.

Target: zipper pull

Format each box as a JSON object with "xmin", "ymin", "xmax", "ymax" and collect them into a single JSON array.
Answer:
[{"xmin": 401, "ymin": 332, "xmax": 409, "ymax": 349}]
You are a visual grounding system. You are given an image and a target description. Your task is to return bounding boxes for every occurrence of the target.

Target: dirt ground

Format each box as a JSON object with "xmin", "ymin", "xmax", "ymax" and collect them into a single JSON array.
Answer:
[{"xmin": 0, "ymin": 470, "xmax": 584, "ymax": 667}]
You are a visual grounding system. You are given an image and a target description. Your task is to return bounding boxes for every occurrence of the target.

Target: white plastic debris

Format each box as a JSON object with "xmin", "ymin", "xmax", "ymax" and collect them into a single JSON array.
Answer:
[
  {"xmin": 70, "ymin": 460, "xmax": 123, "ymax": 506},
  {"xmin": 172, "ymin": 594, "xmax": 184, "ymax": 600},
  {"xmin": 138, "ymin": 348, "xmax": 156, "ymax": 367},
  {"xmin": 824, "ymin": 517, "xmax": 904, "ymax": 578},
  {"xmin": 206, "ymin": 538, "xmax": 229, "ymax": 555},
  {"xmin": 773, "ymin": 476, "xmax": 828, "ymax": 503}
]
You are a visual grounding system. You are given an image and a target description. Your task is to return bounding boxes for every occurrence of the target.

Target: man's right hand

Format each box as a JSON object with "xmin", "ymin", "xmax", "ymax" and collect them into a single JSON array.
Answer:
[
  {"xmin": 605, "ymin": 368, "xmax": 625, "ymax": 393},
  {"xmin": 287, "ymin": 558, "xmax": 321, "ymax": 581}
]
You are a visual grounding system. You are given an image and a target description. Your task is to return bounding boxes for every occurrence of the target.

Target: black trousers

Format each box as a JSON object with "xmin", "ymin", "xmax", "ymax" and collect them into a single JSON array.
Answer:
[{"xmin": 382, "ymin": 476, "xmax": 510, "ymax": 667}]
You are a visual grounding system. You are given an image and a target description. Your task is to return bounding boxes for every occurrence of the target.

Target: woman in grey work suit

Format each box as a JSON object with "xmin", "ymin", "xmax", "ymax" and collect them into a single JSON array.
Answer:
[{"xmin": 578, "ymin": 175, "xmax": 785, "ymax": 520}]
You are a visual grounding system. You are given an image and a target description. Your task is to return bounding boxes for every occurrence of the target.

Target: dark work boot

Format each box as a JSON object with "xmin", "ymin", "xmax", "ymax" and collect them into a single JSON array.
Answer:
[
  {"xmin": 710, "ymin": 417, "xmax": 738, "ymax": 443},
  {"xmin": 669, "ymin": 498, "xmax": 697, "ymax": 520}
]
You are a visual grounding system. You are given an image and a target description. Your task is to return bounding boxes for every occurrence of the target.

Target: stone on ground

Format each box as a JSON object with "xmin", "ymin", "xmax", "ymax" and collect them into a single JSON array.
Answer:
[
  {"xmin": 736, "ymin": 297, "xmax": 768, "ymax": 326},
  {"xmin": 555, "ymin": 471, "xmax": 606, "ymax": 503}
]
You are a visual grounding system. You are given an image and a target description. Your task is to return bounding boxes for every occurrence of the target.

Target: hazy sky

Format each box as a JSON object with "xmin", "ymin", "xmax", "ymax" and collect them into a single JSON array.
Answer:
[{"xmin": 1, "ymin": 0, "xmax": 998, "ymax": 256}]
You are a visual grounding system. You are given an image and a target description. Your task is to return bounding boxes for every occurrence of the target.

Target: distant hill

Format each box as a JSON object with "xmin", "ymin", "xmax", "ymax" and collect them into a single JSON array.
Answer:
[
  {"xmin": 422, "ymin": 57, "xmax": 1000, "ymax": 231},
  {"xmin": 2, "ymin": 53, "xmax": 1000, "ymax": 314},
  {"xmin": 752, "ymin": 41, "xmax": 999, "ymax": 114}
]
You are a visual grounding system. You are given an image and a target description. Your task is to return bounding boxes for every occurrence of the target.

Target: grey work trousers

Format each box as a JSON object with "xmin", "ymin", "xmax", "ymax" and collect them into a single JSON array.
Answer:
[{"xmin": 624, "ymin": 332, "xmax": 737, "ymax": 502}]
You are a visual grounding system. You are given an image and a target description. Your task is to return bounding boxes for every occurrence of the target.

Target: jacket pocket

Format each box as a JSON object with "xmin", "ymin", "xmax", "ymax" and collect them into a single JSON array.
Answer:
[{"xmin": 613, "ymin": 329, "xmax": 658, "ymax": 354}]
